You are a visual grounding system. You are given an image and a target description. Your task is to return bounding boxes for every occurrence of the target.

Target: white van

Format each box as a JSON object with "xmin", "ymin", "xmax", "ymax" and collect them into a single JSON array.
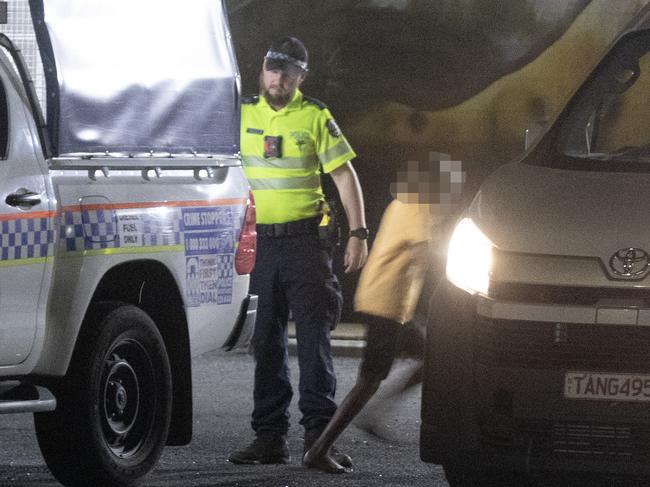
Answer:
[{"xmin": 421, "ymin": 11, "xmax": 650, "ymax": 486}]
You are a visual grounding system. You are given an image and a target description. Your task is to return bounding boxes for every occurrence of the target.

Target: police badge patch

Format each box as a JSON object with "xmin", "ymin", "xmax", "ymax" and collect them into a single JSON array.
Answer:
[
  {"xmin": 290, "ymin": 131, "xmax": 310, "ymax": 151},
  {"xmin": 326, "ymin": 119, "xmax": 341, "ymax": 138}
]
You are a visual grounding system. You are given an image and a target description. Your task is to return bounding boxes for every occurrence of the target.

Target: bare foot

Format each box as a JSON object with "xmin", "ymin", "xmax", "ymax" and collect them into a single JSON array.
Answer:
[{"xmin": 303, "ymin": 449, "xmax": 350, "ymax": 474}]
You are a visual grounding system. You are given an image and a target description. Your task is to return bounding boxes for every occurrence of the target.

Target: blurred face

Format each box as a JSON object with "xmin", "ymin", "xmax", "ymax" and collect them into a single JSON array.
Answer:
[
  {"xmin": 260, "ymin": 59, "xmax": 306, "ymax": 109},
  {"xmin": 390, "ymin": 156, "xmax": 466, "ymax": 214}
]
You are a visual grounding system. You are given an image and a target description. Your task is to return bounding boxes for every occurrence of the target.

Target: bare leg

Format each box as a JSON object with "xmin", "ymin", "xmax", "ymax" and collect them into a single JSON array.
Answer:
[
  {"xmin": 303, "ymin": 316, "xmax": 400, "ymax": 474},
  {"xmin": 303, "ymin": 372, "xmax": 382, "ymax": 473},
  {"xmin": 352, "ymin": 359, "xmax": 422, "ymax": 440},
  {"xmin": 351, "ymin": 323, "xmax": 425, "ymax": 438}
]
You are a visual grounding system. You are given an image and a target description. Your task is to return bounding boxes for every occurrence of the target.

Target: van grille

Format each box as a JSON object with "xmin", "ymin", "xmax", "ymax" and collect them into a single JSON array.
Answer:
[
  {"xmin": 550, "ymin": 423, "xmax": 633, "ymax": 458},
  {"xmin": 474, "ymin": 319, "xmax": 650, "ymax": 371},
  {"xmin": 488, "ymin": 282, "xmax": 650, "ymax": 307},
  {"xmin": 511, "ymin": 421, "xmax": 650, "ymax": 461}
]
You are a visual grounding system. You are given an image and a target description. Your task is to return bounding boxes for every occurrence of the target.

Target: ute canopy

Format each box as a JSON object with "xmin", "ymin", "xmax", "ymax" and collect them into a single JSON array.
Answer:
[{"xmin": 30, "ymin": 0, "xmax": 239, "ymax": 158}]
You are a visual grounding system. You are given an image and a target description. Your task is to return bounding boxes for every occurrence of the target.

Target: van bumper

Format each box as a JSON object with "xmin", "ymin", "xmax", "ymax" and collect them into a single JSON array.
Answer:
[{"xmin": 420, "ymin": 280, "xmax": 650, "ymax": 476}]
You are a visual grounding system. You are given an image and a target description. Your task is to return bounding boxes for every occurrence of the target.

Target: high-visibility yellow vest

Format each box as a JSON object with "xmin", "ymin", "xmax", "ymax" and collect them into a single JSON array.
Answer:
[{"xmin": 240, "ymin": 89, "xmax": 356, "ymax": 224}]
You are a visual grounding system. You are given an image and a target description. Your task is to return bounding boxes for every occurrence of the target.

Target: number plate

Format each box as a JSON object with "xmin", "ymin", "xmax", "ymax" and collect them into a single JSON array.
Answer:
[{"xmin": 564, "ymin": 372, "xmax": 650, "ymax": 402}]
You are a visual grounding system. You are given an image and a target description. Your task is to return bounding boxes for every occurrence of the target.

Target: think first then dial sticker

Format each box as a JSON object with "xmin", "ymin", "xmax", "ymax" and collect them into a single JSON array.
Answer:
[{"xmin": 182, "ymin": 207, "xmax": 236, "ymax": 307}]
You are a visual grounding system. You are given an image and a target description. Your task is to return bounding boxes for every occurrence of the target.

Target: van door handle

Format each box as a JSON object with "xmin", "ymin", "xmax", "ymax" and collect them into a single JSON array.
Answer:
[{"xmin": 6, "ymin": 191, "xmax": 41, "ymax": 207}]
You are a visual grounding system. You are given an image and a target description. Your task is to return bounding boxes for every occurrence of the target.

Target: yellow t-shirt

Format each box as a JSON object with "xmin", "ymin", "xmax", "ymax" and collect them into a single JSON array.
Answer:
[{"xmin": 355, "ymin": 199, "xmax": 444, "ymax": 324}]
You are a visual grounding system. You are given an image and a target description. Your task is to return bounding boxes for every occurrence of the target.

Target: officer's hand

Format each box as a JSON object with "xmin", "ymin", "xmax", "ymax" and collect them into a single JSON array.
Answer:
[{"xmin": 343, "ymin": 237, "xmax": 368, "ymax": 274}]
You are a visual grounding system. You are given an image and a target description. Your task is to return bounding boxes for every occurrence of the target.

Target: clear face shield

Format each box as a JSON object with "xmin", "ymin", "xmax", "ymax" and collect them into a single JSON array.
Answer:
[{"xmin": 263, "ymin": 57, "xmax": 306, "ymax": 81}]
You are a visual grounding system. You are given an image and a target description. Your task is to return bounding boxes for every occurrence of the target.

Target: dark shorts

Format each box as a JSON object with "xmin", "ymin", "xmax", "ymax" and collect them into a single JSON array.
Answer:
[
  {"xmin": 359, "ymin": 316, "xmax": 426, "ymax": 381},
  {"xmin": 359, "ymin": 319, "xmax": 401, "ymax": 381}
]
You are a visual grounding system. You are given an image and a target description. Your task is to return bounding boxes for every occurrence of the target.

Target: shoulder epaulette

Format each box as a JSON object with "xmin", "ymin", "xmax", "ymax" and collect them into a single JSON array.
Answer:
[
  {"xmin": 302, "ymin": 95, "xmax": 328, "ymax": 110},
  {"xmin": 241, "ymin": 94, "xmax": 259, "ymax": 105}
]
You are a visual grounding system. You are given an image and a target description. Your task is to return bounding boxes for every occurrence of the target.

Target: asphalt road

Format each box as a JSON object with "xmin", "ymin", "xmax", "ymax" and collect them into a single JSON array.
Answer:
[{"xmin": 0, "ymin": 351, "xmax": 447, "ymax": 487}]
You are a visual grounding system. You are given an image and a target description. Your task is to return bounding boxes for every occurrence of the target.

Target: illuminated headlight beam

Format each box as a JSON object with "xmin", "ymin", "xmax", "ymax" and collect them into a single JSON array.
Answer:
[{"xmin": 446, "ymin": 217, "xmax": 494, "ymax": 296}]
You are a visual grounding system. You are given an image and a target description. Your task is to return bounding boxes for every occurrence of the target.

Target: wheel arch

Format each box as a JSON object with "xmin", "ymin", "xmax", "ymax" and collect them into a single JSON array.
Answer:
[{"xmin": 88, "ymin": 259, "xmax": 192, "ymax": 446}]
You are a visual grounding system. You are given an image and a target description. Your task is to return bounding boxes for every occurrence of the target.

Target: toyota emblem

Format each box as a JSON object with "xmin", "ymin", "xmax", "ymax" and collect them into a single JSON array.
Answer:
[{"xmin": 609, "ymin": 247, "xmax": 650, "ymax": 278}]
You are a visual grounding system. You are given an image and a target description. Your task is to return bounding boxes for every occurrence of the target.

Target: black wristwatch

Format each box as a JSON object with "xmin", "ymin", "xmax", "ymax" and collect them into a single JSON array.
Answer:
[{"xmin": 349, "ymin": 227, "xmax": 369, "ymax": 240}]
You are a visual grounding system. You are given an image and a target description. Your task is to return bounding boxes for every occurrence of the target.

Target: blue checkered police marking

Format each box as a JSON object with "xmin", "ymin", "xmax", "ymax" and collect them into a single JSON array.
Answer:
[
  {"xmin": 0, "ymin": 216, "xmax": 54, "ymax": 261},
  {"xmin": 61, "ymin": 209, "xmax": 117, "ymax": 250},
  {"xmin": 61, "ymin": 210, "xmax": 108, "ymax": 251},
  {"xmin": 52, "ymin": 201, "xmax": 245, "ymax": 307},
  {"xmin": 61, "ymin": 208, "xmax": 183, "ymax": 251},
  {"xmin": 82, "ymin": 208, "xmax": 116, "ymax": 242}
]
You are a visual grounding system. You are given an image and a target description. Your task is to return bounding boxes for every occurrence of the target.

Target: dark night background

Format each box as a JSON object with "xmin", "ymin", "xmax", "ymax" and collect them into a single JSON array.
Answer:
[{"xmin": 225, "ymin": 0, "xmax": 647, "ymax": 319}]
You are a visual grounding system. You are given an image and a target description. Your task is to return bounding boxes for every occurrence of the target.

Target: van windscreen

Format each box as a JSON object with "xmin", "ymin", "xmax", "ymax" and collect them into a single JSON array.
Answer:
[{"xmin": 558, "ymin": 30, "xmax": 650, "ymax": 164}]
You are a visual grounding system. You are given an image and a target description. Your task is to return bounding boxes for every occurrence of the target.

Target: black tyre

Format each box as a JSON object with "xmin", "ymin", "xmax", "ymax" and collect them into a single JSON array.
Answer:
[
  {"xmin": 34, "ymin": 302, "xmax": 172, "ymax": 487},
  {"xmin": 443, "ymin": 464, "xmax": 533, "ymax": 487}
]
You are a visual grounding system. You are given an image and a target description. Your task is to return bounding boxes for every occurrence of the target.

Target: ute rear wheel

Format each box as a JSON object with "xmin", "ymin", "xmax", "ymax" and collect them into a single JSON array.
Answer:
[{"xmin": 35, "ymin": 302, "xmax": 172, "ymax": 487}]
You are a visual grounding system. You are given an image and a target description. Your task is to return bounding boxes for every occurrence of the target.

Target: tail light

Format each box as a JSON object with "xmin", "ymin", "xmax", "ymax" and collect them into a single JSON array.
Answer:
[{"xmin": 235, "ymin": 191, "xmax": 256, "ymax": 274}]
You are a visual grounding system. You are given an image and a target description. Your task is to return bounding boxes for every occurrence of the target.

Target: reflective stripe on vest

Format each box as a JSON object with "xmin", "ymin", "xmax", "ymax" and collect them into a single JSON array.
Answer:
[
  {"xmin": 242, "ymin": 154, "xmax": 319, "ymax": 169},
  {"xmin": 320, "ymin": 139, "xmax": 351, "ymax": 164},
  {"xmin": 248, "ymin": 173, "xmax": 321, "ymax": 191}
]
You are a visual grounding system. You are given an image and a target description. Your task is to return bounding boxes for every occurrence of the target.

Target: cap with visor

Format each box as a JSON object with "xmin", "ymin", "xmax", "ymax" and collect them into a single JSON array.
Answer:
[{"xmin": 265, "ymin": 36, "xmax": 309, "ymax": 74}]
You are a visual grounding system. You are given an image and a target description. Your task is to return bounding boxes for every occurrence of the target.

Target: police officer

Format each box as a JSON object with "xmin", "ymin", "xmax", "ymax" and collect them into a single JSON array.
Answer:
[{"xmin": 228, "ymin": 37, "xmax": 368, "ymax": 466}]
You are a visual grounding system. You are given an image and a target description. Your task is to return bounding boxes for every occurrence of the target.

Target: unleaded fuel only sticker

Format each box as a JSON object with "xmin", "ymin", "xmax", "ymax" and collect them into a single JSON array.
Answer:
[
  {"xmin": 116, "ymin": 211, "xmax": 143, "ymax": 247},
  {"xmin": 182, "ymin": 207, "xmax": 235, "ymax": 306}
]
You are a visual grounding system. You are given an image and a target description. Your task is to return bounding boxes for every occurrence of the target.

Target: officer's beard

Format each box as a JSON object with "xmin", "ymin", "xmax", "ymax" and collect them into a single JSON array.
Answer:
[
  {"xmin": 263, "ymin": 90, "xmax": 292, "ymax": 108},
  {"xmin": 260, "ymin": 74, "xmax": 292, "ymax": 109}
]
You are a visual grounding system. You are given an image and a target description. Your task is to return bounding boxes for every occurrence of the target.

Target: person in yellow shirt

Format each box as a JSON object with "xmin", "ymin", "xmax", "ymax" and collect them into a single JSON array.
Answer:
[
  {"xmin": 304, "ymin": 156, "xmax": 465, "ymax": 473},
  {"xmin": 229, "ymin": 37, "xmax": 368, "ymax": 466}
]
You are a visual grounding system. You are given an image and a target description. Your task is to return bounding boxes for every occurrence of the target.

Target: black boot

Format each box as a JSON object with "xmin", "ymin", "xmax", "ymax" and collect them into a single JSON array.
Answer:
[
  {"xmin": 229, "ymin": 434, "xmax": 290, "ymax": 464},
  {"xmin": 304, "ymin": 428, "xmax": 353, "ymax": 469}
]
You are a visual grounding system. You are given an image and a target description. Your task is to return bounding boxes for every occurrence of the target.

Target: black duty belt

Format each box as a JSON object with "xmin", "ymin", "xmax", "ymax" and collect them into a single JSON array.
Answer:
[{"xmin": 256, "ymin": 216, "xmax": 320, "ymax": 238}]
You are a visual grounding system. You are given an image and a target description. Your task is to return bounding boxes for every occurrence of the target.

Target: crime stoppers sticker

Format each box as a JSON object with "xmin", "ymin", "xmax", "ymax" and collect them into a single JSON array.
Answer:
[{"xmin": 182, "ymin": 207, "xmax": 236, "ymax": 306}]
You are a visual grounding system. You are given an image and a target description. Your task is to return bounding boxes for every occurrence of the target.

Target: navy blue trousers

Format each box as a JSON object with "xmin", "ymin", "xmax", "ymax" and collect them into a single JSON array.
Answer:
[{"xmin": 250, "ymin": 233, "xmax": 342, "ymax": 436}]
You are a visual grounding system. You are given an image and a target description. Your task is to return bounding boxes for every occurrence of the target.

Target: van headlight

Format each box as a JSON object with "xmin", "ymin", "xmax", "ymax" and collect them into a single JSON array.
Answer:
[{"xmin": 446, "ymin": 218, "xmax": 493, "ymax": 295}]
